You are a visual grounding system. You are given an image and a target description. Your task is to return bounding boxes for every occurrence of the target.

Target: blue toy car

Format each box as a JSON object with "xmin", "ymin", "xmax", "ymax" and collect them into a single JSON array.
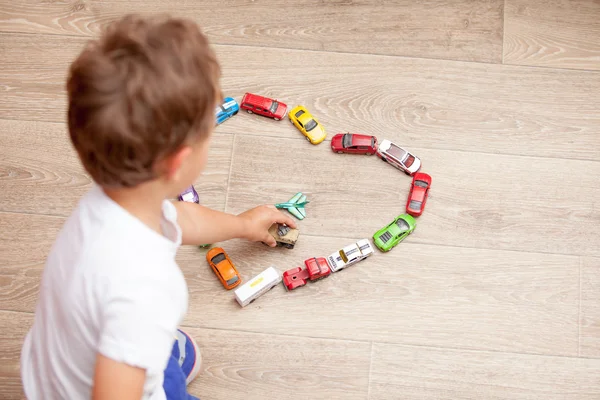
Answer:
[{"xmin": 215, "ymin": 97, "xmax": 239, "ymax": 125}]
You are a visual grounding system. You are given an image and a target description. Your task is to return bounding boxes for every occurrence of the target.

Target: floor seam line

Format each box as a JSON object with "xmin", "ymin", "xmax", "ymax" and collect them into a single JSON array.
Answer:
[
  {"xmin": 367, "ymin": 342, "xmax": 374, "ymax": 400},
  {"xmin": 578, "ymin": 256, "xmax": 583, "ymax": 357},
  {"xmin": 223, "ymin": 133, "xmax": 237, "ymax": 214},
  {"xmin": 502, "ymin": 0, "xmax": 507, "ymax": 64},
  {"xmin": 176, "ymin": 323, "xmax": 595, "ymax": 360}
]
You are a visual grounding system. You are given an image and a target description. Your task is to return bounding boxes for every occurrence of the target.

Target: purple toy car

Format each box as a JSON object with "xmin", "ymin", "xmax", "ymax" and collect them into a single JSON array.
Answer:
[{"xmin": 178, "ymin": 185, "xmax": 199, "ymax": 204}]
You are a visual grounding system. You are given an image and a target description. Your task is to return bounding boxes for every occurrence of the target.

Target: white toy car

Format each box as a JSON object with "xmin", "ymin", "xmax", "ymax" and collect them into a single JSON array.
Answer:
[
  {"xmin": 377, "ymin": 139, "xmax": 421, "ymax": 176},
  {"xmin": 326, "ymin": 239, "xmax": 374, "ymax": 272}
]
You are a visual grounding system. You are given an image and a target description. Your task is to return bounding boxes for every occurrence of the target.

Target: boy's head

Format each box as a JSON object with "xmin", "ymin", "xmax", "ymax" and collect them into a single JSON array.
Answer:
[{"xmin": 67, "ymin": 14, "xmax": 221, "ymax": 194}]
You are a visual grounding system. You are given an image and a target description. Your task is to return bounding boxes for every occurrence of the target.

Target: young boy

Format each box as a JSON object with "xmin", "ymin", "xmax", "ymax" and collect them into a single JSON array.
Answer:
[{"xmin": 20, "ymin": 14, "xmax": 295, "ymax": 400}]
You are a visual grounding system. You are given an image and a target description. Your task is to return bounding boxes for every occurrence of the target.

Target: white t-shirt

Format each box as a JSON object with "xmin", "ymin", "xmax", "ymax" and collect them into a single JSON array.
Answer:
[{"xmin": 21, "ymin": 185, "xmax": 188, "ymax": 400}]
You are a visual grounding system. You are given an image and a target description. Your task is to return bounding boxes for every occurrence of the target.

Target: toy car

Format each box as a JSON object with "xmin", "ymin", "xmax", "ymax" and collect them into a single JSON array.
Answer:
[
  {"xmin": 373, "ymin": 214, "xmax": 416, "ymax": 252},
  {"xmin": 234, "ymin": 267, "xmax": 281, "ymax": 307},
  {"xmin": 282, "ymin": 258, "xmax": 331, "ymax": 291},
  {"xmin": 206, "ymin": 247, "xmax": 242, "ymax": 290},
  {"xmin": 178, "ymin": 185, "xmax": 199, "ymax": 203},
  {"xmin": 406, "ymin": 172, "xmax": 432, "ymax": 217},
  {"xmin": 240, "ymin": 93, "xmax": 287, "ymax": 120},
  {"xmin": 304, "ymin": 257, "xmax": 331, "ymax": 280},
  {"xmin": 326, "ymin": 239, "xmax": 374, "ymax": 272},
  {"xmin": 215, "ymin": 97, "xmax": 239, "ymax": 125},
  {"xmin": 331, "ymin": 133, "xmax": 378, "ymax": 155},
  {"xmin": 377, "ymin": 140, "xmax": 421, "ymax": 175},
  {"xmin": 268, "ymin": 223, "xmax": 299, "ymax": 249},
  {"xmin": 282, "ymin": 267, "xmax": 310, "ymax": 291},
  {"xmin": 288, "ymin": 105, "xmax": 326, "ymax": 145}
]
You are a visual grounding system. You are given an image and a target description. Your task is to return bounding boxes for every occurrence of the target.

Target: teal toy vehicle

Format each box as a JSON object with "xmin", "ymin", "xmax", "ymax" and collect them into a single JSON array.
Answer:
[{"xmin": 373, "ymin": 214, "xmax": 416, "ymax": 252}]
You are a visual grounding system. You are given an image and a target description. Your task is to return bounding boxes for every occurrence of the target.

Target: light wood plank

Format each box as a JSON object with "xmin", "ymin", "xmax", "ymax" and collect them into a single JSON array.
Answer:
[
  {"xmin": 0, "ymin": 0, "xmax": 504, "ymax": 63},
  {"xmin": 0, "ymin": 311, "xmax": 370, "ymax": 400},
  {"xmin": 185, "ymin": 327, "xmax": 370, "ymax": 400},
  {"xmin": 227, "ymin": 135, "xmax": 600, "ymax": 257},
  {"xmin": 369, "ymin": 342, "xmax": 600, "ymax": 399},
  {"xmin": 0, "ymin": 119, "xmax": 233, "ymax": 216},
  {"xmin": 2, "ymin": 34, "xmax": 600, "ymax": 162},
  {"xmin": 0, "ymin": 311, "xmax": 31, "ymax": 400},
  {"xmin": 0, "ymin": 212, "xmax": 63, "ymax": 313},
  {"xmin": 581, "ymin": 256, "xmax": 600, "ymax": 358},
  {"xmin": 179, "ymin": 235, "xmax": 579, "ymax": 356},
  {"xmin": 504, "ymin": 0, "xmax": 600, "ymax": 70}
]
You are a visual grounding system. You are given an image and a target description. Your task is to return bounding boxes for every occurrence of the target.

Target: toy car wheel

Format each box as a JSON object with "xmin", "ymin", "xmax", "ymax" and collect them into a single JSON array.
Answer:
[
  {"xmin": 306, "ymin": 136, "xmax": 311, "ymax": 142},
  {"xmin": 233, "ymin": 110, "xmax": 238, "ymax": 115},
  {"xmin": 247, "ymin": 109, "xmax": 253, "ymax": 114},
  {"xmin": 381, "ymin": 156, "xmax": 387, "ymax": 162},
  {"xmin": 337, "ymin": 151, "xmax": 343, "ymax": 154},
  {"xmin": 274, "ymin": 117, "xmax": 280, "ymax": 121}
]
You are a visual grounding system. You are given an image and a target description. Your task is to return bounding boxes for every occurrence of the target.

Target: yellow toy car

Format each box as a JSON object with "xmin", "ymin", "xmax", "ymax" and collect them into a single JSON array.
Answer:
[{"xmin": 288, "ymin": 105, "xmax": 326, "ymax": 144}]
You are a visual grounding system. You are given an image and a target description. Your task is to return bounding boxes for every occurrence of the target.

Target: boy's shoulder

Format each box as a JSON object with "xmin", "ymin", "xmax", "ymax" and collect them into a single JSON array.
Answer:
[{"xmin": 57, "ymin": 186, "xmax": 181, "ymax": 279}]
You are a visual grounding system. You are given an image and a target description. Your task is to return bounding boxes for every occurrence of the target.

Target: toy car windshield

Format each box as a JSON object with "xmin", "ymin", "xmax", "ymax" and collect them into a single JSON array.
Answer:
[
  {"xmin": 415, "ymin": 180, "xmax": 429, "ymax": 188},
  {"xmin": 181, "ymin": 192, "xmax": 196, "ymax": 202},
  {"xmin": 223, "ymin": 100, "xmax": 237, "ymax": 109},
  {"xmin": 305, "ymin": 119, "xmax": 318, "ymax": 131},
  {"xmin": 404, "ymin": 154, "xmax": 415, "ymax": 167},
  {"xmin": 269, "ymin": 101, "xmax": 279, "ymax": 114},
  {"xmin": 226, "ymin": 276, "xmax": 239, "ymax": 285},
  {"xmin": 342, "ymin": 134, "xmax": 353, "ymax": 148},
  {"xmin": 409, "ymin": 200, "xmax": 422, "ymax": 210},
  {"xmin": 395, "ymin": 219, "xmax": 410, "ymax": 231},
  {"xmin": 294, "ymin": 110, "xmax": 305, "ymax": 118},
  {"xmin": 386, "ymin": 144, "xmax": 407, "ymax": 160},
  {"xmin": 278, "ymin": 225, "xmax": 291, "ymax": 236},
  {"xmin": 211, "ymin": 253, "xmax": 226, "ymax": 264}
]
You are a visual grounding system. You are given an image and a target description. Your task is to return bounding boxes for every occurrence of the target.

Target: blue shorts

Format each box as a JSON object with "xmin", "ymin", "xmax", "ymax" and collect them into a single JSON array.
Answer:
[{"xmin": 163, "ymin": 351, "xmax": 199, "ymax": 400}]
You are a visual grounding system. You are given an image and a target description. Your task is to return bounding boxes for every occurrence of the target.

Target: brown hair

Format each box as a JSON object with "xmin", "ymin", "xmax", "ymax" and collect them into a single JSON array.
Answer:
[{"xmin": 67, "ymin": 14, "xmax": 221, "ymax": 188}]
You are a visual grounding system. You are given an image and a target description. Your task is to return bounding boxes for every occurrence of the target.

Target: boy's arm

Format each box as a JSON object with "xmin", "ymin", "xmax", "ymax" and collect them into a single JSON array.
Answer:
[
  {"xmin": 92, "ymin": 354, "xmax": 145, "ymax": 400},
  {"xmin": 173, "ymin": 202, "xmax": 296, "ymax": 247}
]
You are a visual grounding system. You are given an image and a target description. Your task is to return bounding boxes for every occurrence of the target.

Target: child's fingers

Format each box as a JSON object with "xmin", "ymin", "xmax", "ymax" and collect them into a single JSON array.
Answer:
[
  {"xmin": 263, "ymin": 234, "xmax": 277, "ymax": 247},
  {"xmin": 273, "ymin": 210, "xmax": 297, "ymax": 229}
]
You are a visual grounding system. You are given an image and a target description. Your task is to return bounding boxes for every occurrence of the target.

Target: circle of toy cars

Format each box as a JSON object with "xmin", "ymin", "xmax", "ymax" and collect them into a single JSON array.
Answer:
[{"xmin": 179, "ymin": 93, "xmax": 433, "ymax": 307}]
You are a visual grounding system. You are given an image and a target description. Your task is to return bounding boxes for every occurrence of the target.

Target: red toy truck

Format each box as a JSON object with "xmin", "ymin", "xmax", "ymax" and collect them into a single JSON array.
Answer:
[
  {"xmin": 282, "ymin": 257, "xmax": 331, "ymax": 291},
  {"xmin": 240, "ymin": 93, "xmax": 287, "ymax": 120},
  {"xmin": 304, "ymin": 257, "xmax": 331, "ymax": 280}
]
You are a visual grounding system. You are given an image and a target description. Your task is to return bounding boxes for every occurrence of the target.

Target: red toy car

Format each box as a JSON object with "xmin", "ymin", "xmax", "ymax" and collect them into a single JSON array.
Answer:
[
  {"xmin": 241, "ymin": 93, "xmax": 287, "ymax": 120},
  {"xmin": 283, "ymin": 258, "xmax": 331, "ymax": 291},
  {"xmin": 282, "ymin": 267, "xmax": 310, "ymax": 291},
  {"xmin": 406, "ymin": 172, "xmax": 432, "ymax": 217},
  {"xmin": 331, "ymin": 133, "xmax": 378, "ymax": 155},
  {"xmin": 304, "ymin": 257, "xmax": 331, "ymax": 280}
]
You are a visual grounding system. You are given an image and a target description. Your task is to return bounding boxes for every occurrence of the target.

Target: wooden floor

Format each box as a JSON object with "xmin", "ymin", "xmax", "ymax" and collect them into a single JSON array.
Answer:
[{"xmin": 1, "ymin": 1, "xmax": 600, "ymax": 399}]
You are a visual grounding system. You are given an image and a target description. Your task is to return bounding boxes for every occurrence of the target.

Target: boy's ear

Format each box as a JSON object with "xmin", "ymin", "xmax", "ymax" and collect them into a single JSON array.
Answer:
[{"xmin": 161, "ymin": 145, "xmax": 192, "ymax": 182}]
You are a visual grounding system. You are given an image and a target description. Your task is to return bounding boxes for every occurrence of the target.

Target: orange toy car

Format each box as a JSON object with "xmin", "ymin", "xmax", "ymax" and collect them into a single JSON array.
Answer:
[{"xmin": 206, "ymin": 247, "xmax": 242, "ymax": 290}]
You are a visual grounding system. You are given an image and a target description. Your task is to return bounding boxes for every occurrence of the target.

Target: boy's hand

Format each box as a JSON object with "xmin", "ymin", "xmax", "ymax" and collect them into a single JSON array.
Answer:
[{"xmin": 238, "ymin": 205, "xmax": 297, "ymax": 247}]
